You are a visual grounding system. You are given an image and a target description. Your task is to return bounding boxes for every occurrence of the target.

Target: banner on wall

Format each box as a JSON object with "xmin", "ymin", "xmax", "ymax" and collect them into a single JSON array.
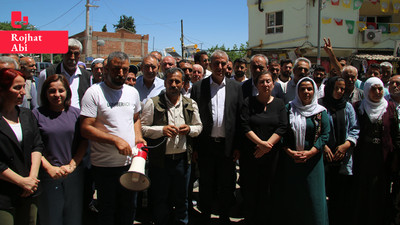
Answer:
[
  {"xmin": 346, "ymin": 20, "xmax": 355, "ymax": 34},
  {"xmin": 342, "ymin": 0, "xmax": 351, "ymax": 8}
]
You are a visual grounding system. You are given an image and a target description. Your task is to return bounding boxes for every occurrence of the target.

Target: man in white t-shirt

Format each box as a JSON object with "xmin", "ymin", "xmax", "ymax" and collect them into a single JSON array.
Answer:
[{"xmin": 80, "ymin": 51, "xmax": 145, "ymax": 225}]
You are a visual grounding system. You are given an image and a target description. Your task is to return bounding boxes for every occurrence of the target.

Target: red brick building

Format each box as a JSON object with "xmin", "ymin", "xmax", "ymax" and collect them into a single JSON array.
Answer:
[{"xmin": 70, "ymin": 28, "xmax": 149, "ymax": 64}]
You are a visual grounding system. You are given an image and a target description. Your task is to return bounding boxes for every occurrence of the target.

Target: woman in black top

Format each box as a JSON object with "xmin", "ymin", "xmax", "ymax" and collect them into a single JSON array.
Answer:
[
  {"xmin": 0, "ymin": 68, "xmax": 43, "ymax": 225},
  {"xmin": 240, "ymin": 71, "xmax": 287, "ymax": 225}
]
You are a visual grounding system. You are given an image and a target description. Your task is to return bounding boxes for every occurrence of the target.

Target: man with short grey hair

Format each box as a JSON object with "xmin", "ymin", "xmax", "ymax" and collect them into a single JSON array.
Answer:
[
  {"xmin": 19, "ymin": 56, "xmax": 38, "ymax": 109},
  {"xmin": 342, "ymin": 65, "xmax": 364, "ymax": 106},
  {"xmin": 191, "ymin": 49, "xmax": 243, "ymax": 224},
  {"xmin": 275, "ymin": 57, "xmax": 312, "ymax": 104},
  {"xmin": 0, "ymin": 56, "xmax": 19, "ymax": 70},
  {"xmin": 37, "ymin": 38, "xmax": 91, "ymax": 108},
  {"xmin": 191, "ymin": 64, "xmax": 204, "ymax": 84},
  {"xmin": 135, "ymin": 54, "xmax": 165, "ymax": 104},
  {"xmin": 159, "ymin": 56, "xmax": 177, "ymax": 79},
  {"xmin": 380, "ymin": 61, "xmax": 393, "ymax": 88}
]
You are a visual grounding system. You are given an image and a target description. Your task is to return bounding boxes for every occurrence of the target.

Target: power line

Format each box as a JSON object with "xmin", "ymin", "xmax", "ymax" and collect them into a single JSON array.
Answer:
[
  {"xmin": 38, "ymin": 0, "xmax": 83, "ymax": 28},
  {"xmin": 62, "ymin": 9, "xmax": 85, "ymax": 29}
]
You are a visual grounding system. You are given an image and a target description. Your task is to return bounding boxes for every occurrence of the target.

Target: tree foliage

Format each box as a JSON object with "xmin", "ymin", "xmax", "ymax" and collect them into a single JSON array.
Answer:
[
  {"xmin": 102, "ymin": 24, "xmax": 107, "ymax": 32},
  {"xmin": 207, "ymin": 42, "xmax": 249, "ymax": 62},
  {"xmin": 113, "ymin": 15, "xmax": 136, "ymax": 33},
  {"xmin": 0, "ymin": 21, "xmax": 37, "ymax": 30}
]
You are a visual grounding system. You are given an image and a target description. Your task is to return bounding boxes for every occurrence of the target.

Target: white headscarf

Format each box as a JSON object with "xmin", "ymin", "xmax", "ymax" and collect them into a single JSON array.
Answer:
[
  {"xmin": 289, "ymin": 77, "xmax": 326, "ymax": 151},
  {"xmin": 360, "ymin": 77, "xmax": 388, "ymax": 122}
]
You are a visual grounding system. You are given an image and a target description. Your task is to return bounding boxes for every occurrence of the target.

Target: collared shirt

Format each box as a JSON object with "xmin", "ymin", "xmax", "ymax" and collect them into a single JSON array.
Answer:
[
  {"xmin": 134, "ymin": 76, "xmax": 165, "ymax": 105},
  {"xmin": 317, "ymin": 83, "xmax": 325, "ymax": 99},
  {"xmin": 181, "ymin": 82, "xmax": 192, "ymax": 98},
  {"xmin": 275, "ymin": 79, "xmax": 297, "ymax": 104},
  {"xmin": 344, "ymin": 87, "xmax": 364, "ymax": 106},
  {"xmin": 204, "ymin": 69, "xmax": 212, "ymax": 78},
  {"xmin": 232, "ymin": 75, "xmax": 248, "ymax": 84},
  {"xmin": 210, "ymin": 76, "xmax": 226, "ymax": 137},
  {"xmin": 276, "ymin": 78, "xmax": 290, "ymax": 93},
  {"xmin": 141, "ymin": 94, "xmax": 203, "ymax": 155},
  {"xmin": 37, "ymin": 63, "xmax": 82, "ymax": 109}
]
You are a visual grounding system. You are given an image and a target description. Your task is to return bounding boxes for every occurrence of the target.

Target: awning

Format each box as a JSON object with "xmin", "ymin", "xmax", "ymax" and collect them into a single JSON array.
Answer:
[{"xmin": 350, "ymin": 54, "xmax": 400, "ymax": 62}]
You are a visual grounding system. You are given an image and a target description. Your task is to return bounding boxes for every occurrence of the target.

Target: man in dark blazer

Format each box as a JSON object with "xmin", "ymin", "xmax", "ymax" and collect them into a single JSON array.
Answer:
[
  {"xmin": 36, "ymin": 38, "xmax": 91, "ymax": 108},
  {"xmin": 190, "ymin": 50, "xmax": 243, "ymax": 224}
]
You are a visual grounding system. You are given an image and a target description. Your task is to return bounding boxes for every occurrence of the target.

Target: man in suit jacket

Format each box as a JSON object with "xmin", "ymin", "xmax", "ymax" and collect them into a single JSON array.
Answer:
[
  {"xmin": 36, "ymin": 38, "xmax": 91, "ymax": 109},
  {"xmin": 190, "ymin": 50, "xmax": 243, "ymax": 224}
]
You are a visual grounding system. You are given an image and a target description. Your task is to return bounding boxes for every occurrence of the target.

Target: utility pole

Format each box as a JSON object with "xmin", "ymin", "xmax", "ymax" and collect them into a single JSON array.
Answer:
[
  {"xmin": 181, "ymin": 20, "xmax": 184, "ymax": 59},
  {"xmin": 317, "ymin": 0, "xmax": 322, "ymax": 65},
  {"xmin": 85, "ymin": 0, "xmax": 99, "ymax": 61}
]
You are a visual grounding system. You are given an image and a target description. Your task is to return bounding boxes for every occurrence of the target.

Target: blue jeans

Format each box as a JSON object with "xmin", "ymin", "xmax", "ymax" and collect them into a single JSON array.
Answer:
[
  {"xmin": 38, "ymin": 164, "xmax": 84, "ymax": 225},
  {"xmin": 92, "ymin": 165, "xmax": 137, "ymax": 225},
  {"xmin": 149, "ymin": 156, "xmax": 191, "ymax": 225}
]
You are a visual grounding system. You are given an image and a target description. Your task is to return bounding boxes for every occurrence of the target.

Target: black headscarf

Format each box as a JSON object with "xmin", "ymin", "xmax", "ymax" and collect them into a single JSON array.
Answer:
[{"xmin": 322, "ymin": 77, "xmax": 347, "ymax": 151}]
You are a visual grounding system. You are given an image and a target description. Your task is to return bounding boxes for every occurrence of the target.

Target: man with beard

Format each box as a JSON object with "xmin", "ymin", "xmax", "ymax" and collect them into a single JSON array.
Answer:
[
  {"xmin": 233, "ymin": 58, "xmax": 248, "ymax": 83},
  {"xmin": 135, "ymin": 54, "xmax": 165, "ymax": 104},
  {"xmin": 19, "ymin": 56, "xmax": 38, "ymax": 109},
  {"xmin": 141, "ymin": 67, "xmax": 202, "ymax": 225},
  {"xmin": 312, "ymin": 65, "xmax": 327, "ymax": 99},
  {"xmin": 191, "ymin": 64, "xmax": 204, "ymax": 84},
  {"xmin": 275, "ymin": 57, "xmax": 311, "ymax": 104},
  {"xmin": 242, "ymin": 54, "xmax": 268, "ymax": 99},
  {"xmin": 225, "ymin": 60, "xmax": 233, "ymax": 78},
  {"xmin": 276, "ymin": 59, "xmax": 293, "ymax": 93},
  {"xmin": 342, "ymin": 65, "xmax": 364, "ymax": 106},
  {"xmin": 268, "ymin": 59, "xmax": 281, "ymax": 81},
  {"xmin": 177, "ymin": 59, "xmax": 193, "ymax": 97},
  {"xmin": 37, "ymin": 38, "xmax": 91, "ymax": 108},
  {"xmin": 90, "ymin": 58, "xmax": 104, "ymax": 85},
  {"xmin": 80, "ymin": 51, "xmax": 145, "ymax": 225}
]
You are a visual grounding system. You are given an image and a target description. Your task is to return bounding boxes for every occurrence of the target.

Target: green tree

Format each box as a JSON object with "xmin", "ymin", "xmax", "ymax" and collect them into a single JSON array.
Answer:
[
  {"xmin": 0, "ymin": 21, "xmax": 37, "ymax": 30},
  {"xmin": 113, "ymin": 15, "xmax": 136, "ymax": 33},
  {"xmin": 207, "ymin": 42, "xmax": 249, "ymax": 62},
  {"xmin": 102, "ymin": 24, "xmax": 107, "ymax": 32}
]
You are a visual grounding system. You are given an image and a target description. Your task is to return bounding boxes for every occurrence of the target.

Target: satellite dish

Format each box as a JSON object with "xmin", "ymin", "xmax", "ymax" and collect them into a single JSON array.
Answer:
[{"xmin": 97, "ymin": 40, "xmax": 105, "ymax": 46}]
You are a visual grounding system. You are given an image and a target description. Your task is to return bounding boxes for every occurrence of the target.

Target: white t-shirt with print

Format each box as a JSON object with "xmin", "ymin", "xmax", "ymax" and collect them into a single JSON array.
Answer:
[{"xmin": 80, "ymin": 82, "xmax": 141, "ymax": 167}]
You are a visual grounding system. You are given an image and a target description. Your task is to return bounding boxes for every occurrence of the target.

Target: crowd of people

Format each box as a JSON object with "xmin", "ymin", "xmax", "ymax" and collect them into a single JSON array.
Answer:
[{"xmin": 0, "ymin": 37, "xmax": 400, "ymax": 225}]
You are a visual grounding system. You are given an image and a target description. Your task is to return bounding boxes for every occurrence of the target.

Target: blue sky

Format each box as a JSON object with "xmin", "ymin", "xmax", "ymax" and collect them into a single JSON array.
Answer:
[{"xmin": 1, "ymin": 0, "xmax": 249, "ymax": 54}]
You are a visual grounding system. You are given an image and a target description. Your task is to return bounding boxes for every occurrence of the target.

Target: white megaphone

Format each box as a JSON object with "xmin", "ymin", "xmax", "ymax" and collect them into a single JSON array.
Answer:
[{"xmin": 120, "ymin": 143, "xmax": 151, "ymax": 191}]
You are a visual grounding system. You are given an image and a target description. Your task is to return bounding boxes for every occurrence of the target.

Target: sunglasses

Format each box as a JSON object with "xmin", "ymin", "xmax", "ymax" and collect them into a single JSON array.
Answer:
[{"xmin": 126, "ymin": 77, "xmax": 136, "ymax": 81}]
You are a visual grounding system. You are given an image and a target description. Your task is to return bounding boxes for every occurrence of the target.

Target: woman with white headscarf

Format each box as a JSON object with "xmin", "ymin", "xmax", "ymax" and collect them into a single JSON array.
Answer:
[
  {"xmin": 274, "ymin": 77, "xmax": 330, "ymax": 225},
  {"xmin": 353, "ymin": 77, "xmax": 400, "ymax": 225}
]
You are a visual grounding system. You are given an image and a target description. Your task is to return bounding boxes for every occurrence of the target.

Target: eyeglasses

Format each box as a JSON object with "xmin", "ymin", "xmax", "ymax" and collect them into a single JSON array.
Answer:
[
  {"xmin": 182, "ymin": 68, "xmax": 193, "ymax": 72},
  {"xmin": 227, "ymin": 67, "xmax": 232, "ymax": 70},
  {"xmin": 296, "ymin": 67, "xmax": 309, "ymax": 73},
  {"xmin": 203, "ymin": 59, "xmax": 209, "ymax": 62},
  {"xmin": 126, "ymin": 77, "xmax": 136, "ymax": 81}
]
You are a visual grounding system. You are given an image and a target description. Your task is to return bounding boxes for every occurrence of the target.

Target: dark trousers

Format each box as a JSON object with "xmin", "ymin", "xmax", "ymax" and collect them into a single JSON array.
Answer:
[
  {"xmin": 149, "ymin": 154, "xmax": 191, "ymax": 225},
  {"xmin": 92, "ymin": 165, "xmax": 137, "ymax": 225},
  {"xmin": 198, "ymin": 139, "xmax": 236, "ymax": 218}
]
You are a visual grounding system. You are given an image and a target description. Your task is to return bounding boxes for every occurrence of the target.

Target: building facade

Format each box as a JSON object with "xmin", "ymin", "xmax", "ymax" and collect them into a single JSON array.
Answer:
[
  {"xmin": 248, "ymin": 0, "xmax": 400, "ymax": 64},
  {"xmin": 71, "ymin": 28, "xmax": 149, "ymax": 64}
]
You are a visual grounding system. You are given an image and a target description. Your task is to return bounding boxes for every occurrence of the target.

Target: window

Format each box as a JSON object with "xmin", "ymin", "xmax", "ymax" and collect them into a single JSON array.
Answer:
[{"xmin": 266, "ymin": 11, "xmax": 283, "ymax": 34}]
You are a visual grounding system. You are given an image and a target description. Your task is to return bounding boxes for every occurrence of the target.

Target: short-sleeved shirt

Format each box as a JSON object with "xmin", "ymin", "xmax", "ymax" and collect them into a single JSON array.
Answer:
[
  {"xmin": 134, "ymin": 76, "xmax": 165, "ymax": 104},
  {"xmin": 80, "ymin": 82, "xmax": 141, "ymax": 167},
  {"xmin": 33, "ymin": 106, "xmax": 81, "ymax": 167}
]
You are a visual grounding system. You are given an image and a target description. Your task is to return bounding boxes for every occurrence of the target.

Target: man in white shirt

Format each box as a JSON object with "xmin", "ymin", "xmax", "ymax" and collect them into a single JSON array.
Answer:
[
  {"xmin": 191, "ymin": 50, "xmax": 243, "ymax": 224},
  {"xmin": 37, "ymin": 38, "xmax": 91, "ymax": 108},
  {"xmin": 134, "ymin": 55, "xmax": 165, "ymax": 104},
  {"xmin": 276, "ymin": 59, "xmax": 293, "ymax": 94},
  {"xmin": 80, "ymin": 51, "xmax": 145, "ymax": 225},
  {"xmin": 141, "ymin": 67, "xmax": 202, "ymax": 225},
  {"xmin": 233, "ymin": 58, "xmax": 248, "ymax": 83}
]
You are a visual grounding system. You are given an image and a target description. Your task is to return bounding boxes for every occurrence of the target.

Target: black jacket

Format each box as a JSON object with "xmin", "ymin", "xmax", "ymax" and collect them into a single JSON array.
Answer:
[{"xmin": 0, "ymin": 107, "xmax": 43, "ymax": 209}]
